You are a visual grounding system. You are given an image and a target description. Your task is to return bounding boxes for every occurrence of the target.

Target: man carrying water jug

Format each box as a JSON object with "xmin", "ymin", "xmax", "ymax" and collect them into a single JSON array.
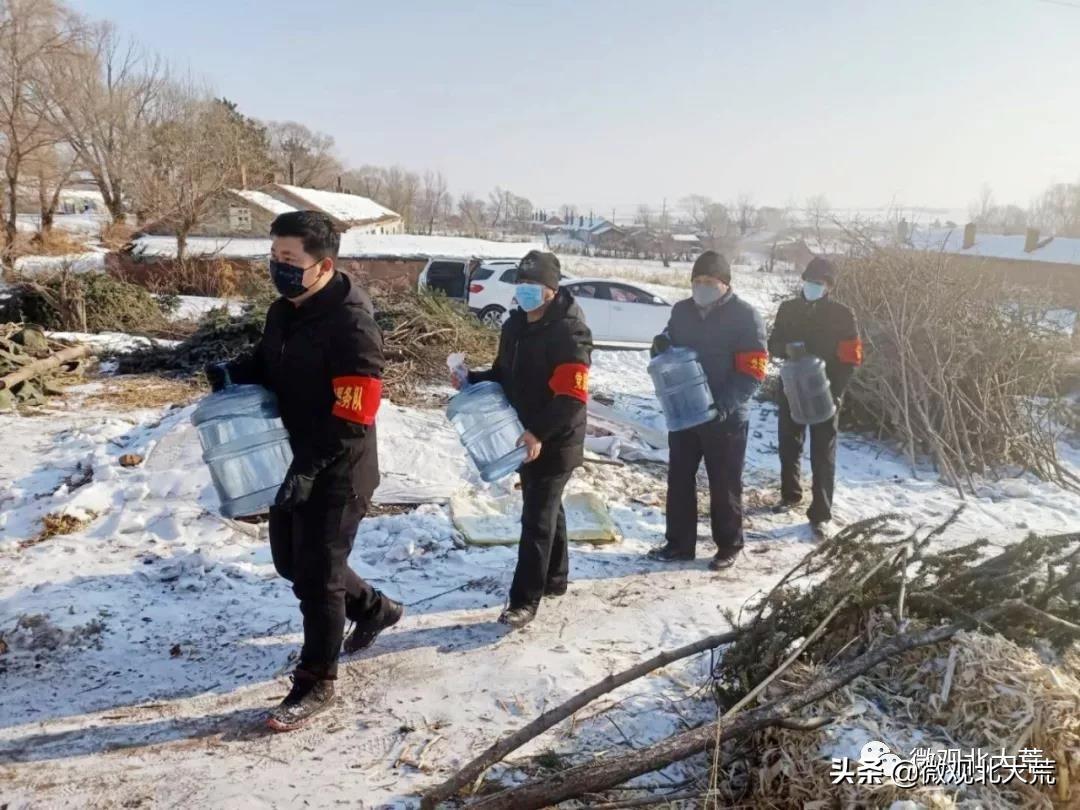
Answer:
[
  {"xmin": 452, "ymin": 250, "xmax": 592, "ymax": 629},
  {"xmin": 767, "ymin": 256, "xmax": 863, "ymax": 541},
  {"xmin": 647, "ymin": 250, "xmax": 768, "ymax": 570},
  {"xmin": 205, "ymin": 211, "xmax": 403, "ymax": 731}
]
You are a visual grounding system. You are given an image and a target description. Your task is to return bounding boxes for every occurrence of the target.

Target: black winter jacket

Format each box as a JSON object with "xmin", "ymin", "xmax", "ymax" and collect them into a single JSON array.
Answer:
[
  {"xmin": 659, "ymin": 291, "xmax": 768, "ymax": 428},
  {"xmin": 469, "ymin": 289, "xmax": 593, "ymax": 476},
  {"xmin": 228, "ymin": 272, "xmax": 384, "ymax": 500},
  {"xmin": 767, "ymin": 294, "xmax": 863, "ymax": 398}
]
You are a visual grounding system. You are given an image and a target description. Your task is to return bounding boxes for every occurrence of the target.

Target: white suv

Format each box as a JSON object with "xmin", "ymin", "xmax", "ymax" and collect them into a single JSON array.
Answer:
[{"xmin": 418, "ymin": 257, "xmax": 522, "ymax": 327}]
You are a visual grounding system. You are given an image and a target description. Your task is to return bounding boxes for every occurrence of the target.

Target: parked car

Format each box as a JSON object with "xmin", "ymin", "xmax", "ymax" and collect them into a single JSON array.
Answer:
[
  {"xmin": 418, "ymin": 258, "xmax": 669, "ymax": 346},
  {"xmin": 560, "ymin": 278, "xmax": 673, "ymax": 348},
  {"xmin": 417, "ymin": 257, "xmax": 522, "ymax": 326}
]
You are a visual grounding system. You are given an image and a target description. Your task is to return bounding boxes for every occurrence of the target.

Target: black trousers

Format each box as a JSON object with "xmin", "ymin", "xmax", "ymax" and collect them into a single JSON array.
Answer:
[
  {"xmin": 778, "ymin": 391, "xmax": 839, "ymax": 523},
  {"xmin": 268, "ymin": 494, "xmax": 388, "ymax": 680},
  {"xmin": 666, "ymin": 419, "xmax": 748, "ymax": 556},
  {"xmin": 509, "ymin": 467, "xmax": 573, "ymax": 609}
]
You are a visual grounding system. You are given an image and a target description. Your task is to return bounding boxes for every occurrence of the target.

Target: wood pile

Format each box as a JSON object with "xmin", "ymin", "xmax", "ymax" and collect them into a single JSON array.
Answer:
[{"xmin": 0, "ymin": 324, "xmax": 92, "ymax": 410}]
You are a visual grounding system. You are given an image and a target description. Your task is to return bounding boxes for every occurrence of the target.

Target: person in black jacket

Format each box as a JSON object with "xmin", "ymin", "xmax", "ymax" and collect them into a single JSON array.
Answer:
[
  {"xmin": 767, "ymin": 257, "xmax": 863, "ymax": 539},
  {"xmin": 647, "ymin": 251, "xmax": 768, "ymax": 570},
  {"xmin": 205, "ymin": 211, "xmax": 402, "ymax": 732},
  {"xmin": 456, "ymin": 250, "xmax": 592, "ymax": 629}
]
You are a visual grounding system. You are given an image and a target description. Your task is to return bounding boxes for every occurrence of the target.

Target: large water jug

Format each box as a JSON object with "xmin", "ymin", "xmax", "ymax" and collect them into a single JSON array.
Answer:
[
  {"xmin": 190, "ymin": 376, "xmax": 293, "ymax": 518},
  {"xmin": 648, "ymin": 346, "xmax": 719, "ymax": 432},
  {"xmin": 446, "ymin": 381, "xmax": 529, "ymax": 482},
  {"xmin": 779, "ymin": 342, "xmax": 836, "ymax": 426}
]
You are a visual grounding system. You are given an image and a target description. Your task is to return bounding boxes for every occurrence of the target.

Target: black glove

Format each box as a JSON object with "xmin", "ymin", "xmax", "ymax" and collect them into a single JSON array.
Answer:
[
  {"xmin": 650, "ymin": 334, "xmax": 672, "ymax": 358},
  {"xmin": 275, "ymin": 469, "xmax": 316, "ymax": 511},
  {"xmin": 205, "ymin": 363, "xmax": 230, "ymax": 392}
]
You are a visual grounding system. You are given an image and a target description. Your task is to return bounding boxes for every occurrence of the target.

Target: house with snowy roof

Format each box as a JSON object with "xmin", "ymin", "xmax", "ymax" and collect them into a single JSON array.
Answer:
[
  {"xmin": 140, "ymin": 184, "xmax": 403, "ymax": 240},
  {"xmin": 907, "ymin": 223, "xmax": 1080, "ymax": 304}
]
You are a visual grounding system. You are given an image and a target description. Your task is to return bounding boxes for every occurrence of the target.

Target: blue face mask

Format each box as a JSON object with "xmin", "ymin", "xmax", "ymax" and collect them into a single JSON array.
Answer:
[
  {"xmin": 803, "ymin": 281, "xmax": 827, "ymax": 302},
  {"xmin": 515, "ymin": 283, "xmax": 547, "ymax": 312},
  {"xmin": 270, "ymin": 259, "xmax": 318, "ymax": 299}
]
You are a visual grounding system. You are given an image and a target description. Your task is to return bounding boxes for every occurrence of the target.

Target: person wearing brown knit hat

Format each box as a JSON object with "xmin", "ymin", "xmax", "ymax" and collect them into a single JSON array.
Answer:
[{"xmin": 767, "ymin": 256, "xmax": 863, "ymax": 541}]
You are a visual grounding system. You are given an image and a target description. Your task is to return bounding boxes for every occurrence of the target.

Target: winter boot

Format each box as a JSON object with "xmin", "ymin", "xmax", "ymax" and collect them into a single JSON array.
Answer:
[
  {"xmin": 646, "ymin": 544, "xmax": 695, "ymax": 562},
  {"xmin": 343, "ymin": 596, "xmax": 404, "ymax": 655},
  {"xmin": 771, "ymin": 499, "xmax": 802, "ymax": 515},
  {"xmin": 709, "ymin": 548, "xmax": 740, "ymax": 571},
  {"xmin": 810, "ymin": 521, "xmax": 831, "ymax": 542},
  {"xmin": 498, "ymin": 603, "xmax": 537, "ymax": 629},
  {"xmin": 266, "ymin": 676, "xmax": 335, "ymax": 732},
  {"xmin": 544, "ymin": 581, "xmax": 568, "ymax": 597}
]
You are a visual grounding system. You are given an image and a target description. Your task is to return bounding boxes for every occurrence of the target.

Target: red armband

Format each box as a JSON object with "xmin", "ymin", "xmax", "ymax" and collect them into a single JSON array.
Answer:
[
  {"xmin": 734, "ymin": 350, "xmax": 768, "ymax": 381},
  {"xmin": 838, "ymin": 338, "xmax": 864, "ymax": 366},
  {"xmin": 549, "ymin": 363, "xmax": 589, "ymax": 403},
  {"xmin": 332, "ymin": 375, "xmax": 382, "ymax": 425}
]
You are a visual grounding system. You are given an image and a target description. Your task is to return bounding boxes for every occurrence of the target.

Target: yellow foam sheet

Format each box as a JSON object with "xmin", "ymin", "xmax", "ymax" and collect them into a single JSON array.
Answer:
[{"xmin": 450, "ymin": 491, "xmax": 620, "ymax": 546}]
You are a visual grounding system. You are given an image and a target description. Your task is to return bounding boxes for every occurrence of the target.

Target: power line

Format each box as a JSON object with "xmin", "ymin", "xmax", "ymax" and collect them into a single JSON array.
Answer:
[{"xmin": 1034, "ymin": 0, "xmax": 1080, "ymax": 9}]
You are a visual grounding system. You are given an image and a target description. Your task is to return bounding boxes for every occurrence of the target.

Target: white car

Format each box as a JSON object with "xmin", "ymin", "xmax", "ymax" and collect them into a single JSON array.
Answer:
[
  {"xmin": 417, "ymin": 257, "xmax": 522, "ymax": 326},
  {"xmin": 560, "ymin": 278, "xmax": 673, "ymax": 348}
]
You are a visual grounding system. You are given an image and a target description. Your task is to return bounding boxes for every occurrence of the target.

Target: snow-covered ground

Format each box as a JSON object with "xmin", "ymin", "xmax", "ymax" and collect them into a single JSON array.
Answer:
[{"xmin": 2, "ymin": 261, "xmax": 1079, "ymax": 807}]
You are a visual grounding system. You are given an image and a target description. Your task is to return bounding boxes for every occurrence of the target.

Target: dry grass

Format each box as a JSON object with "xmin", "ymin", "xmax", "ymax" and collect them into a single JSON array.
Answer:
[
  {"xmin": 716, "ymin": 631, "xmax": 1080, "ymax": 808},
  {"xmin": 22, "ymin": 512, "xmax": 95, "ymax": 549},
  {"xmin": 80, "ymin": 373, "xmax": 203, "ymax": 410},
  {"xmin": 3, "ymin": 229, "xmax": 93, "ymax": 258},
  {"xmin": 100, "ymin": 221, "xmax": 136, "ymax": 251}
]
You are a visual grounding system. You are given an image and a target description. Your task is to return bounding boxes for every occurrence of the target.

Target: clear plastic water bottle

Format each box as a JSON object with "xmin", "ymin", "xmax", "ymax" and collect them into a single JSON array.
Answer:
[
  {"xmin": 446, "ymin": 380, "xmax": 529, "ymax": 482},
  {"xmin": 190, "ymin": 373, "xmax": 293, "ymax": 518},
  {"xmin": 648, "ymin": 346, "xmax": 719, "ymax": 432},
  {"xmin": 779, "ymin": 342, "xmax": 837, "ymax": 426}
]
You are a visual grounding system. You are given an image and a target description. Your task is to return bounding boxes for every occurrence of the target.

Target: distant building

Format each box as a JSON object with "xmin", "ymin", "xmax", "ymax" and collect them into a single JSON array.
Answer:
[
  {"xmin": 908, "ymin": 223, "xmax": 1080, "ymax": 305},
  {"xmin": 140, "ymin": 184, "xmax": 403, "ymax": 239}
]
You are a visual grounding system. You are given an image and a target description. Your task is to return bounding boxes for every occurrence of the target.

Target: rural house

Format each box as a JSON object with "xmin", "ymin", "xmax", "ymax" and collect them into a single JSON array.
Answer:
[
  {"xmin": 263, "ymin": 184, "xmax": 403, "ymax": 234},
  {"xmin": 909, "ymin": 223, "xmax": 1080, "ymax": 307}
]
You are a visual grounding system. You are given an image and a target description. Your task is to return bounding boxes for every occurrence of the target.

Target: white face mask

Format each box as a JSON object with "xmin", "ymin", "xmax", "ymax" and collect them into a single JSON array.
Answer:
[
  {"xmin": 803, "ymin": 281, "xmax": 827, "ymax": 302},
  {"xmin": 692, "ymin": 283, "xmax": 725, "ymax": 308}
]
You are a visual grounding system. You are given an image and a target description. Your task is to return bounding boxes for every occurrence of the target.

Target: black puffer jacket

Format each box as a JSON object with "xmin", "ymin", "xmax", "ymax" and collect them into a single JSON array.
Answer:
[
  {"xmin": 767, "ymin": 294, "xmax": 863, "ymax": 398},
  {"xmin": 227, "ymin": 272, "xmax": 384, "ymax": 500},
  {"xmin": 469, "ymin": 289, "xmax": 593, "ymax": 476}
]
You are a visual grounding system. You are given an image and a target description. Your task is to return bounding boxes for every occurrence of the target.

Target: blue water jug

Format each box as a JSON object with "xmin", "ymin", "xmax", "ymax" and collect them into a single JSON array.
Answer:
[
  {"xmin": 779, "ymin": 342, "xmax": 836, "ymax": 426},
  {"xmin": 648, "ymin": 346, "xmax": 719, "ymax": 432},
  {"xmin": 190, "ymin": 375, "xmax": 293, "ymax": 518},
  {"xmin": 446, "ymin": 381, "xmax": 529, "ymax": 482}
]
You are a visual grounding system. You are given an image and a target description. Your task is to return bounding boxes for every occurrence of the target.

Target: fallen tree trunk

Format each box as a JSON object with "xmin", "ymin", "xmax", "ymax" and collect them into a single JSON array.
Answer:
[
  {"xmin": 0, "ymin": 344, "xmax": 92, "ymax": 392},
  {"xmin": 466, "ymin": 609, "xmax": 1003, "ymax": 810},
  {"xmin": 421, "ymin": 630, "xmax": 739, "ymax": 809}
]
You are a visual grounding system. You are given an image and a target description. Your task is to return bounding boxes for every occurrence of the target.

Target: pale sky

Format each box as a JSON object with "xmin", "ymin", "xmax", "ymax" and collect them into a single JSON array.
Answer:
[{"xmin": 71, "ymin": 0, "xmax": 1080, "ymax": 217}]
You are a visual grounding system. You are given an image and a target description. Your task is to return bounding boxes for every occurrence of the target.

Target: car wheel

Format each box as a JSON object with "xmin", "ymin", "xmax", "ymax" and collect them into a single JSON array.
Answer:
[{"xmin": 478, "ymin": 305, "xmax": 506, "ymax": 328}]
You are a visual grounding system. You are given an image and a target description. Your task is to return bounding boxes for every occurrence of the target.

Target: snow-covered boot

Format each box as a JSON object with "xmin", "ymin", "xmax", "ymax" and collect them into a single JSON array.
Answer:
[
  {"xmin": 498, "ymin": 603, "xmax": 537, "ymax": 629},
  {"xmin": 266, "ymin": 676, "xmax": 335, "ymax": 732}
]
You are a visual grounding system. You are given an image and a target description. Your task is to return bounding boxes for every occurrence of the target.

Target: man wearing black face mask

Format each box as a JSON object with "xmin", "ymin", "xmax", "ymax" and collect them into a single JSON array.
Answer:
[
  {"xmin": 204, "ymin": 211, "xmax": 402, "ymax": 732},
  {"xmin": 647, "ymin": 251, "xmax": 768, "ymax": 570}
]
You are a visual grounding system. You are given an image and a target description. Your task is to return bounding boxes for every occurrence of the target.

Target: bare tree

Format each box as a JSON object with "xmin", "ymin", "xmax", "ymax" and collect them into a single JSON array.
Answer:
[
  {"xmin": 0, "ymin": 0, "xmax": 83, "ymax": 264},
  {"xmin": 458, "ymin": 192, "xmax": 486, "ymax": 237},
  {"xmin": 733, "ymin": 192, "xmax": 756, "ymax": 236},
  {"xmin": 1030, "ymin": 181, "xmax": 1080, "ymax": 237},
  {"xmin": 635, "ymin": 203, "xmax": 652, "ymax": 230},
  {"xmin": 340, "ymin": 164, "xmax": 385, "ymax": 200},
  {"xmin": 680, "ymin": 194, "xmax": 730, "ymax": 245},
  {"xmin": 267, "ymin": 120, "xmax": 342, "ymax": 188},
  {"xmin": 26, "ymin": 140, "xmax": 78, "ymax": 238},
  {"xmin": 134, "ymin": 89, "xmax": 267, "ymax": 260},
  {"xmin": 46, "ymin": 20, "xmax": 165, "ymax": 224},
  {"xmin": 968, "ymin": 183, "xmax": 996, "ymax": 225},
  {"xmin": 416, "ymin": 170, "xmax": 449, "ymax": 235},
  {"xmin": 804, "ymin": 193, "xmax": 831, "ymax": 245}
]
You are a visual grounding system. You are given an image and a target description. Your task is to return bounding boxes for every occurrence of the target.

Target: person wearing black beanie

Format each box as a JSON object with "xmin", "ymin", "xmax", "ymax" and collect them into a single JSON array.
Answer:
[
  {"xmin": 647, "ymin": 251, "xmax": 768, "ymax": 571},
  {"xmin": 767, "ymin": 256, "xmax": 863, "ymax": 540}
]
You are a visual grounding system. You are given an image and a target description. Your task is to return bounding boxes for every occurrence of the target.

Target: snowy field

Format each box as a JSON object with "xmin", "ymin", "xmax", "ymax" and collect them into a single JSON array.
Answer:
[{"xmin": 2, "ymin": 262, "xmax": 1079, "ymax": 807}]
